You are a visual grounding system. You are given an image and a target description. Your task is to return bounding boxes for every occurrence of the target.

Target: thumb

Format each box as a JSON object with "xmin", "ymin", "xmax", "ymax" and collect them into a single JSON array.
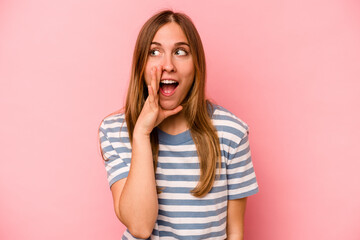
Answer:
[{"xmin": 162, "ymin": 105, "xmax": 183, "ymax": 119}]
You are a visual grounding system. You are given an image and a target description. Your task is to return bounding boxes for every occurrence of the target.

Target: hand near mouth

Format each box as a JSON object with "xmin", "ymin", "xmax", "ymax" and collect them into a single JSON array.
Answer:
[{"xmin": 134, "ymin": 66, "xmax": 183, "ymax": 136}]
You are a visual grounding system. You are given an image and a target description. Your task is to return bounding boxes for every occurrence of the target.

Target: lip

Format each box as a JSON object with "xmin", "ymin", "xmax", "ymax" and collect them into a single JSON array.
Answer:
[
  {"xmin": 160, "ymin": 78, "xmax": 178, "ymax": 82},
  {"xmin": 159, "ymin": 78, "xmax": 179, "ymax": 97}
]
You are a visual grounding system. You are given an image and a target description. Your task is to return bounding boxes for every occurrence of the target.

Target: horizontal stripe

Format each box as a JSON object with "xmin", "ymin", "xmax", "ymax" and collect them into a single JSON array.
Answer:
[
  {"xmin": 226, "ymin": 160, "xmax": 253, "ymax": 175},
  {"xmin": 159, "ymin": 200, "xmax": 227, "ymax": 212},
  {"xmin": 158, "ymin": 162, "xmax": 227, "ymax": 170},
  {"xmin": 108, "ymin": 172, "xmax": 128, "ymax": 188},
  {"xmin": 159, "ymin": 143, "xmax": 197, "ymax": 151},
  {"xmin": 228, "ymin": 186, "xmax": 259, "ymax": 200},
  {"xmin": 213, "ymin": 107, "xmax": 248, "ymax": 128},
  {"xmin": 156, "ymin": 168, "xmax": 200, "ymax": 176},
  {"xmin": 158, "ymin": 205, "xmax": 227, "ymax": 218},
  {"xmin": 113, "ymin": 146, "xmax": 131, "ymax": 154},
  {"xmin": 157, "ymin": 162, "xmax": 200, "ymax": 169},
  {"xmin": 217, "ymin": 125, "xmax": 246, "ymax": 139},
  {"xmin": 156, "ymin": 179, "xmax": 227, "ymax": 189},
  {"xmin": 104, "ymin": 155, "xmax": 127, "ymax": 166},
  {"xmin": 227, "ymin": 167, "xmax": 255, "ymax": 180},
  {"xmin": 228, "ymin": 182, "xmax": 259, "ymax": 196},
  {"xmin": 158, "ymin": 150, "xmax": 198, "ymax": 157},
  {"xmin": 212, "ymin": 118, "xmax": 247, "ymax": 132},
  {"xmin": 108, "ymin": 136, "xmax": 130, "ymax": 143},
  {"xmin": 156, "ymin": 229, "xmax": 226, "ymax": 240},
  {"xmin": 102, "ymin": 114, "xmax": 124, "ymax": 123},
  {"xmin": 228, "ymin": 171, "xmax": 257, "ymax": 185},
  {"xmin": 155, "ymin": 173, "xmax": 227, "ymax": 182},
  {"xmin": 158, "ymin": 185, "xmax": 227, "ymax": 194},
  {"xmin": 228, "ymin": 176, "xmax": 258, "ymax": 190},
  {"xmin": 220, "ymin": 138, "xmax": 240, "ymax": 151},
  {"xmin": 158, "ymin": 195, "xmax": 227, "ymax": 206},
  {"xmin": 158, "ymin": 210, "xmax": 227, "ymax": 224},
  {"xmin": 226, "ymin": 155, "xmax": 252, "ymax": 170},
  {"xmin": 158, "ymin": 190, "xmax": 228, "ymax": 202},
  {"xmin": 157, "ymin": 215, "xmax": 227, "ymax": 229},
  {"xmin": 99, "ymin": 105, "xmax": 259, "ymax": 239},
  {"xmin": 156, "ymin": 156, "xmax": 200, "ymax": 164},
  {"xmin": 155, "ymin": 219, "xmax": 227, "ymax": 238}
]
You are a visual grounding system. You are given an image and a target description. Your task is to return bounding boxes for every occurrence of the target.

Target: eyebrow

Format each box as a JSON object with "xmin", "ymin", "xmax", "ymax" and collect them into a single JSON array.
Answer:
[{"xmin": 151, "ymin": 41, "xmax": 190, "ymax": 47}]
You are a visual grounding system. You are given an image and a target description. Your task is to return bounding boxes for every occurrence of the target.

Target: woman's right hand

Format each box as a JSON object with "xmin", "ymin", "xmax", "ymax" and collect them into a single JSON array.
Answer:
[{"xmin": 134, "ymin": 65, "xmax": 183, "ymax": 136}]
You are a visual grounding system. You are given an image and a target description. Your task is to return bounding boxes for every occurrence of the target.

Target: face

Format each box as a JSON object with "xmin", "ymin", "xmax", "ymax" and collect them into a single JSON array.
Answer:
[{"xmin": 144, "ymin": 22, "xmax": 195, "ymax": 110}]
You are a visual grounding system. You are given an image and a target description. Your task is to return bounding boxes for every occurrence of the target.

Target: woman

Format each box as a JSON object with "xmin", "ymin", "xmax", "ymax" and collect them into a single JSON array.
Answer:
[{"xmin": 99, "ymin": 10, "xmax": 259, "ymax": 239}]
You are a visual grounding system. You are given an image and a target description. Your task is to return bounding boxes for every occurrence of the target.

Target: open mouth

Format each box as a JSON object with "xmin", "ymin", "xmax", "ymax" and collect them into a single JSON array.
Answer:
[{"xmin": 160, "ymin": 79, "xmax": 179, "ymax": 96}]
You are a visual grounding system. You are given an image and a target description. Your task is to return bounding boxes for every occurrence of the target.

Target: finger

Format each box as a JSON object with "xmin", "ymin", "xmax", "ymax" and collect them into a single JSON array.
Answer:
[
  {"xmin": 151, "ymin": 67, "xmax": 157, "ymax": 96},
  {"xmin": 147, "ymin": 85, "xmax": 154, "ymax": 104},
  {"xmin": 156, "ymin": 65, "xmax": 162, "ymax": 92}
]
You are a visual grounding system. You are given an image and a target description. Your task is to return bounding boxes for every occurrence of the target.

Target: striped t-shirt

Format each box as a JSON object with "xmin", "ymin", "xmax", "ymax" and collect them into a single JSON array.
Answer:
[{"xmin": 99, "ymin": 105, "xmax": 259, "ymax": 239}]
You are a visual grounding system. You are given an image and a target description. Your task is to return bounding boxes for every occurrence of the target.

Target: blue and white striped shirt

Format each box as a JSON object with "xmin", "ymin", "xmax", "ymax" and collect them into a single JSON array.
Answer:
[{"xmin": 99, "ymin": 105, "xmax": 259, "ymax": 239}]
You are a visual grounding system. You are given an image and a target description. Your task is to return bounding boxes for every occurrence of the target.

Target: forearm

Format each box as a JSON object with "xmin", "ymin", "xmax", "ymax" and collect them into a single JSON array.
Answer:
[
  {"xmin": 118, "ymin": 132, "xmax": 158, "ymax": 236},
  {"xmin": 226, "ymin": 233, "xmax": 244, "ymax": 240},
  {"xmin": 226, "ymin": 198, "xmax": 247, "ymax": 240}
]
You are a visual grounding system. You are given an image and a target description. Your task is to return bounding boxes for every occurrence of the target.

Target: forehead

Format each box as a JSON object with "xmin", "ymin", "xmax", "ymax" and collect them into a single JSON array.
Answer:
[{"xmin": 152, "ymin": 22, "xmax": 188, "ymax": 44}]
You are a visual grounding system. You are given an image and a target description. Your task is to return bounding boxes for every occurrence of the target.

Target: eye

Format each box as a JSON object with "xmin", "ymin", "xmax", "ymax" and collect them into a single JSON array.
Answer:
[
  {"xmin": 149, "ymin": 49, "xmax": 160, "ymax": 56},
  {"xmin": 175, "ymin": 48, "xmax": 188, "ymax": 56}
]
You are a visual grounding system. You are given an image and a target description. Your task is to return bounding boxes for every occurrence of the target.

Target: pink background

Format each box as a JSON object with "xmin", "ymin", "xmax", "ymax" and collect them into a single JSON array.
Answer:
[{"xmin": 1, "ymin": 0, "xmax": 360, "ymax": 239}]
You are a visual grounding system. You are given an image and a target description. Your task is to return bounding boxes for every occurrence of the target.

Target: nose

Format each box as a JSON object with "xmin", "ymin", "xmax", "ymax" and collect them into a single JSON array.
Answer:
[{"xmin": 162, "ymin": 54, "xmax": 176, "ymax": 73}]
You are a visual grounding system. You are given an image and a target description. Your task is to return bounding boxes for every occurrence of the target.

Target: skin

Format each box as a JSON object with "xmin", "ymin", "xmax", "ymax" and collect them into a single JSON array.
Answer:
[
  {"xmin": 144, "ymin": 22, "xmax": 195, "ymax": 134},
  {"xmin": 109, "ymin": 22, "xmax": 247, "ymax": 239},
  {"xmin": 226, "ymin": 197, "xmax": 248, "ymax": 240}
]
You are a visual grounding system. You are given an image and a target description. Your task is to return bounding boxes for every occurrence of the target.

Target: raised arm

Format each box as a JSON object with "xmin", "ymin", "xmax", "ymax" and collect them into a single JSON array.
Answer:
[
  {"xmin": 110, "ymin": 133, "xmax": 157, "ymax": 238},
  {"xmin": 110, "ymin": 66, "xmax": 182, "ymax": 238}
]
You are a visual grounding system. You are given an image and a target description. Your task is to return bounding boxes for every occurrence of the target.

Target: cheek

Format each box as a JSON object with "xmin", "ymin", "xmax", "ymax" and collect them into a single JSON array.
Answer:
[{"xmin": 182, "ymin": 62, "xmax": 195, "ymax": 81}]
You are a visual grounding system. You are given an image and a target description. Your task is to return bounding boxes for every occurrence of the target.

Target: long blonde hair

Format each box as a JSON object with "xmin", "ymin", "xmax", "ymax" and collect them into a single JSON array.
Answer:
[{"xmin": 125, "ymin": 10, "xmax": 221, "ymax": 197}]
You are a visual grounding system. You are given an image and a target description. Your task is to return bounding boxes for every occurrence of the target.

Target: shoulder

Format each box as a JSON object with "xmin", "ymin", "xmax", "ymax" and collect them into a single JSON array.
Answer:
[
  {"xmin": 99, "ymin": 111, "xmax": 127, "ymax": 135},
  {"xmin": 210, "ymin": 104, "xmax": 249, "ymax": 141}
]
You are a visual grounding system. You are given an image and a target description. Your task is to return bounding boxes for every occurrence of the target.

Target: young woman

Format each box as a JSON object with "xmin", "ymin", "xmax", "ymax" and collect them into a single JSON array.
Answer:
[{"xmin": 99, "ymin": 10, "xmax": 259, "ymax": 240}]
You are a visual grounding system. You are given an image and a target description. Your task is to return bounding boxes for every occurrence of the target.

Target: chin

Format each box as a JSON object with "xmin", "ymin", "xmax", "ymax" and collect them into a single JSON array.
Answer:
[{"xmin": 159, "ymin": 102, "xmax": 180, "ymax": 111}]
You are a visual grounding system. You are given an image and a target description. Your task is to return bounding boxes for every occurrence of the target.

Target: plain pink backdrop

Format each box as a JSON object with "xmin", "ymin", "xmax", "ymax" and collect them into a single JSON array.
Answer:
[{"xmin": 1, "ymin": 0, "xmax": 360, "ymax": 239}]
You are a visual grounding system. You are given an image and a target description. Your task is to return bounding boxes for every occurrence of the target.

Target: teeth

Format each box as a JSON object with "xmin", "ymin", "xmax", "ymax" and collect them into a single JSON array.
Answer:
[{"xmin": 160, "ymin": 79, "xmax": 177, "ymax": 84}]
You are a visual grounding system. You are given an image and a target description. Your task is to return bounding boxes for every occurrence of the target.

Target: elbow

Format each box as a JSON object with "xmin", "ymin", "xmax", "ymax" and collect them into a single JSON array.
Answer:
[
  {"xmin": 115, "ymin": 205, "xmax": 157, "ymax": 238},
  {"xmin": 116, "ymin": 212, "xmax": 154, "ymax": 238},
  {"xmin": 128, "ymin": 225, "xmax": 153, "ymax": 239}
]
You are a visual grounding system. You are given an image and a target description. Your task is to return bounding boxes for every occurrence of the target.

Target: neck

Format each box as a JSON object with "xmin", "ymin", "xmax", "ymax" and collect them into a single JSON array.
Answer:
[{"xmin": 158, "ymin": 110, "xmax": 188, "ymax": 135}]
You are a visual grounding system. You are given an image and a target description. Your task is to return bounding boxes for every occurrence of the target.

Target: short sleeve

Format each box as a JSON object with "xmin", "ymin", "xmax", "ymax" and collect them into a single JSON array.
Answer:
[
  {"xmin": 226, "ymin": 128, "xmax": 259, "ymax": 200},
  {"xmin": 99, "ymin": 116, "xmax": 130, "ymax": 188}
]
